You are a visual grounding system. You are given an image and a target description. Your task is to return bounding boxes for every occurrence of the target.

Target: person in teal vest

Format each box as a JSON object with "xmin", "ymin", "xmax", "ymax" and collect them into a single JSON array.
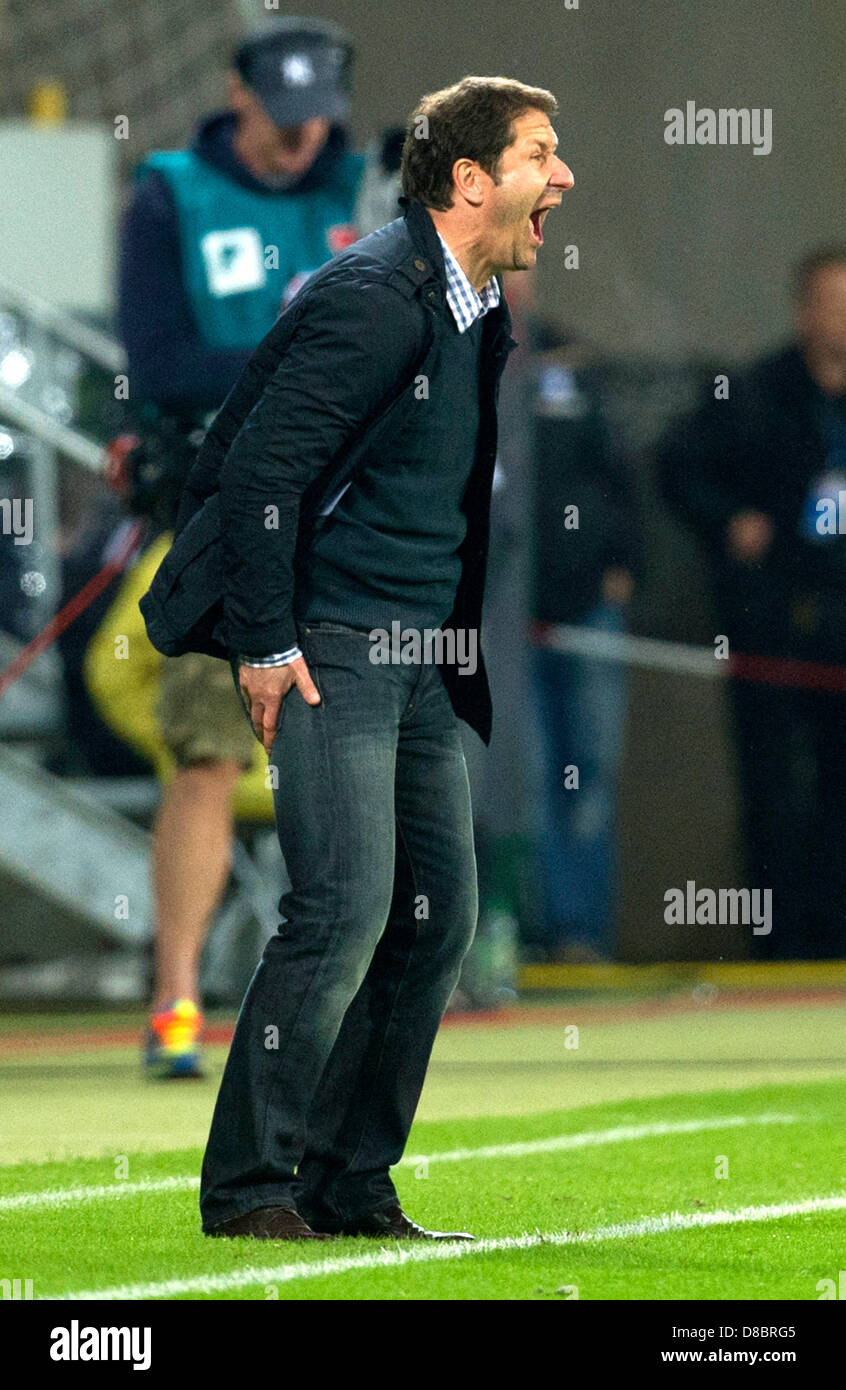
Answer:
[
  {"xmin": 119, "ymin": 17, "xmax": 366, "ymax": 410},
  {"xmin": 115, "ymin": 16, "xmax": 399, "ymax": 1079}
]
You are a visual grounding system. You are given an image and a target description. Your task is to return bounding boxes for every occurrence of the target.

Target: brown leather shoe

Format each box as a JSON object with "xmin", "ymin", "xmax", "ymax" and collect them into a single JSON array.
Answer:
[
  {"xmin": 312, "ymin": 1202, "xmax": 475, "ymax": 1241},
  {"xmin": 207, "ymin": 1205, "xmax": 335, "ymax": 1240}
]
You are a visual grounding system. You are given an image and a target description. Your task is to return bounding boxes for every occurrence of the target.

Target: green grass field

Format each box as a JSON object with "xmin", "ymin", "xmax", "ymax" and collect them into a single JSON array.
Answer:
[{"xmin": 2, "ymin": 992, "xmax": 845, "ymax": 1300}]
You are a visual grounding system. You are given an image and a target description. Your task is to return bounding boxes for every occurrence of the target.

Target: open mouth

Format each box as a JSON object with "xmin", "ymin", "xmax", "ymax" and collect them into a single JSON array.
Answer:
[{"xmin": 528, "ymin": 208, "xmax": 549, "ymax": 246}]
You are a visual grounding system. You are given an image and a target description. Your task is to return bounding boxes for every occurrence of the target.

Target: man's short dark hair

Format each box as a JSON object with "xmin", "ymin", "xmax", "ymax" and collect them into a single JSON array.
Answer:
[
  {"xmin": 401, "ymin": 76, "xmax": 558, "ymax": 211},
  {"xmin": 794, "ymin": 245, "xmax": 846, "ymax": 299}
]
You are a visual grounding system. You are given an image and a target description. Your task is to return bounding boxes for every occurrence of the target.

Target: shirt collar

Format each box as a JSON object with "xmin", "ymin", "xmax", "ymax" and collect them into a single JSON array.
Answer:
[{"xmin": 436, "ymin": 232, "xmax": 501, "ymax": 333}]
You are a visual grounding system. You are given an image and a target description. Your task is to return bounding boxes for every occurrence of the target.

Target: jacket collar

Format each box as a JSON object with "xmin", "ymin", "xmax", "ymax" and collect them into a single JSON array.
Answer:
[
  {"xmin": 397, "ymin": 194, "xmax": 448, "ymax": 288},
  {"xmin": 397, "ymin": 194, "xmax": 516, "ymax": 350}
]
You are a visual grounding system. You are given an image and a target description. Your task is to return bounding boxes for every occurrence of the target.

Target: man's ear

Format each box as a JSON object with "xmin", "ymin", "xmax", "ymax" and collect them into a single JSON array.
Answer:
[{"xmin": 451, "ymin": 158, "xmax": 484, "ymax": 208}]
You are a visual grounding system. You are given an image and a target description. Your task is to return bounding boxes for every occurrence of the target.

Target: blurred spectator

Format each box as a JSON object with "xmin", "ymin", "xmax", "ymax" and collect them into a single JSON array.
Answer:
[
  {"xmin": 458, "ymin": 271, "xmax": 541, "ymax": 1006},
  {"xmin": 114, "ymin": 16, "xmax": 379, "ymax": 1076},
  {"xmin": 461, "ymin": 269, "xmax": 641, "ymax": 984},
  {"xmin": 658, "ymin": 246, "xmax": 846, "ymax": 959},
  {"xmin": 526, "ymin": 308, "xmax": 642, "ymax": 963}
]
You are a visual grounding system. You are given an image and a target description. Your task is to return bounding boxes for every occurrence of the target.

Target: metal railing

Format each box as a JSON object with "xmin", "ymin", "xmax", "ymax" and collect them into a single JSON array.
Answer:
[
  {"xmin": 0, "ymin": 273, "xmax": 125, "ymax": 374},
  {"xmin": 0, "ymin": 276, "xmax": 122, "ymax": 657}
]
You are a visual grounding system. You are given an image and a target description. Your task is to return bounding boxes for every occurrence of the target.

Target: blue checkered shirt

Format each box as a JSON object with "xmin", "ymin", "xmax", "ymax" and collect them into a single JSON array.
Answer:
[{"xmin": 241, "ymin": 234, "xmax": 501, "ymax": 668}]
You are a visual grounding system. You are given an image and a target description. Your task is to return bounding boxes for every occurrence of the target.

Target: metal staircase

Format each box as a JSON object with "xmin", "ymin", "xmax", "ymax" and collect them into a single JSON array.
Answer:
[
  {"xmin": 0, "ymin": 276, "xmax": 158, "ymax": 973},
  {"xmin": 0, "ymin": 277, "xmax": 282, "ymax": 1000},
  {"xmin": 0, "ymin": 742, "xmax": 153, "ymax": 958}
]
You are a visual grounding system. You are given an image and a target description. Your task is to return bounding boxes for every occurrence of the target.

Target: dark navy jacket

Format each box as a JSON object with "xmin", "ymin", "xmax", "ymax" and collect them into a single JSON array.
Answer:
[{"xmin": 141, "ymin": 196, "xmax": 517, "ymax": 744}]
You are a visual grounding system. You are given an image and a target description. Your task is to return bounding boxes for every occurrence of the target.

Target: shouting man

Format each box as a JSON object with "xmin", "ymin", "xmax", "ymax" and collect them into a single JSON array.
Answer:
[{"xmin": 168, "ymin": 75, "xmax": 572, "ymax": 1240}]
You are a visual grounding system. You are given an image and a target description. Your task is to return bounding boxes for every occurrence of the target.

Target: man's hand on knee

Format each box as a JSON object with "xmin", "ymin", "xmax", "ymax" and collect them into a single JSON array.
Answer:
[{"xmin": 239, "ymin": 658, "xmax": 321, "ymax": 756}]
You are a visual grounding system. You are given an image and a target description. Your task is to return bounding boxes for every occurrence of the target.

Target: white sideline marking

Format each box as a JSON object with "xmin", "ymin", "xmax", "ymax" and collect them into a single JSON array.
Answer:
[
  {"xmin": 3, "ymin": 1112, "xmax": 796, "ymax": 1214},
  {"xmin": 0, "ymin": 1173, "xmax": 198, "ymax": 1212},
  {"xmin": 50, "ymin": 1194, "xmax": 846, "ymax": 1301},
  {"xmin": 398, "ymin": 1112, "xmax": 797, "ymax": 1167}
]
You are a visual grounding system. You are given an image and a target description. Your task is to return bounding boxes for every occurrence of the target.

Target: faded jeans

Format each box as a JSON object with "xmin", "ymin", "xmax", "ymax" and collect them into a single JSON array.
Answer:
[{"xmin": 200, "ymin": 620, "xmax": 478, "ymax": 1231}]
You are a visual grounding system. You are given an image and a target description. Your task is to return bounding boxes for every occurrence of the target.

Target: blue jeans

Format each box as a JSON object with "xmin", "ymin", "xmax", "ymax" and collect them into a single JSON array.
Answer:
[
  {"xmin": 200, "ymin": 622, "xmax": 478, "ymax": 1231},
  {"xmin": 530, "ymin": 601, "xmax": 628, "ymax": 956}
]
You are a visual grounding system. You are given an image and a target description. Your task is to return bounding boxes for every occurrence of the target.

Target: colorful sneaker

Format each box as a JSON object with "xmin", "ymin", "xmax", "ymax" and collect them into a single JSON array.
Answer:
[{"xmin": 144, "ymin": 998, "xmax": 204, "ymax": 1079}]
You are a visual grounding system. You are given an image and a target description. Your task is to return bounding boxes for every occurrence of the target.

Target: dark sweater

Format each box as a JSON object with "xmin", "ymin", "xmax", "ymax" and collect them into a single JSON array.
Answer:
[
  {"xmin": 296, "ymin": 314, "xmax": 485, "ymax": 632},
  {"xmin": 154, "ymin": 197, "xmax": 517, "ymax": 745}
]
